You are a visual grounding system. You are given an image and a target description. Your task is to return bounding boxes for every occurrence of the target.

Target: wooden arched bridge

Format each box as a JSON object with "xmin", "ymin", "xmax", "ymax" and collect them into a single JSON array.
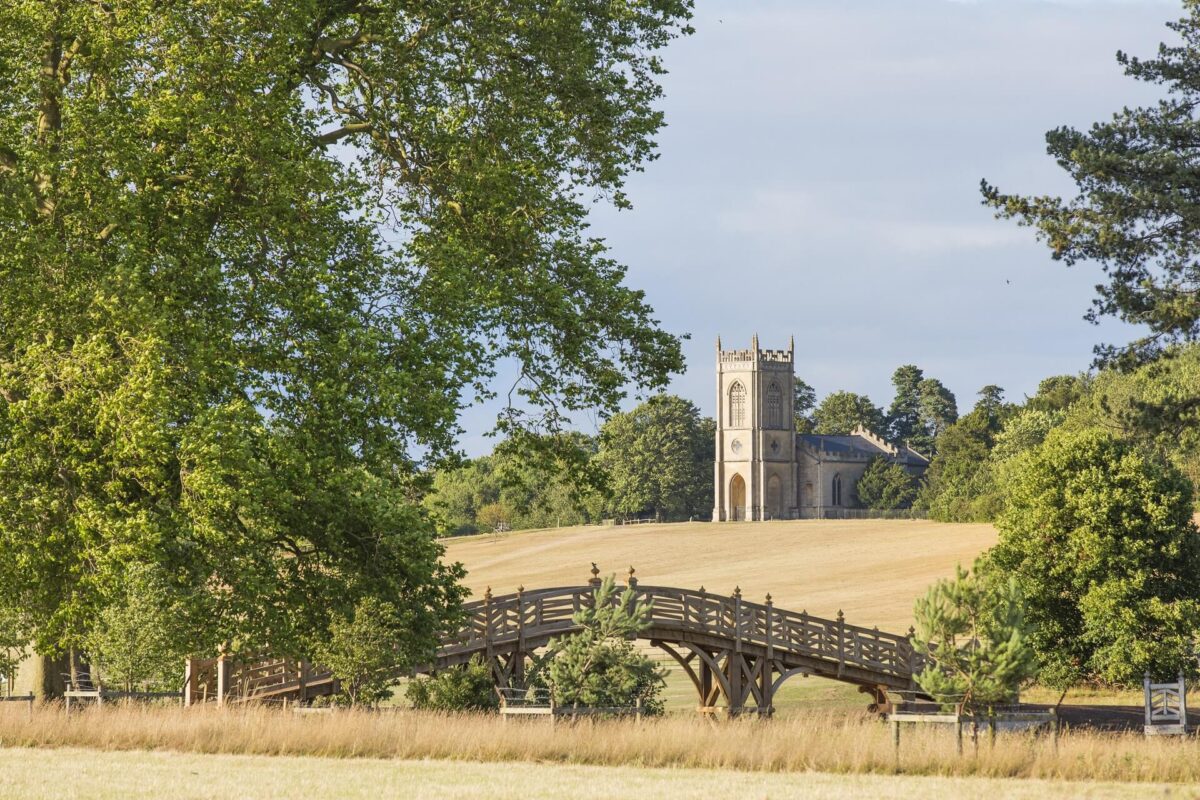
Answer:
[{"xmin": 185, "ymin": 568, "xmax": 927, "ymax": 714}]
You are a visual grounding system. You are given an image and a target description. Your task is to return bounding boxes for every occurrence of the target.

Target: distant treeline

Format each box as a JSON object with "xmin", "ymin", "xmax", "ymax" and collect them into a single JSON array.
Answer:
[{"xmin": 421, "ymin": 347, "xmax": 1200, "ymax": 534}]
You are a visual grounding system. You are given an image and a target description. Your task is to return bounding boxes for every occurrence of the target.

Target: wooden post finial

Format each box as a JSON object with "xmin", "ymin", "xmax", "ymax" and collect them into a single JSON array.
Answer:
[
  {"xmin": 765, "ymin": 593, "xmax": 773, "ymax": 606},
  {"xmin": 733, "ymin": 586, "xmax": 741, "ymax": 599},
  {"xmin": 837, "ymin": 609, "xmax": 844, "ymax": 621},
  {"xmin": 484, "ymin": 586, "xmax": 492, "ymax": 603},
  {"xmin": 589, "ymin": 562, "xmax": 602, "ymax": 586},
  {"xmin": 517, "ymin": 584, "xmax": 524, "ymax": 595},
  {"xmin": 627, "ymin": 566, "xmax": 637, "ymax": 587},
  {"xmin": 699, "ymin": 585, "xmax": 706, "ymax": 594},
  {"xmin": 907, "ymin": 626, "xmax": 915, "ymax": 639}
]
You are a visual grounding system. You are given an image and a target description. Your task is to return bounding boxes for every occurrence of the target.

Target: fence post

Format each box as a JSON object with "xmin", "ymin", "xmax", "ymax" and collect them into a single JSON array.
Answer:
[
  {"xmin": 1144, "ymin": 670, "xmax": 1151, "ymax": 729},
  {"xmin": 764, "ymin": 594, "xmax": 775, "ymax": 716},
  {"xmin": 906, "ymin": 626, "xmax": 917, "ymax": 691},
  {"xmin": 183, "ymin": 658, "xmax": 196, "ymax": 707},
  {"xmin": 733, "ymin": 586, "xmax": 743, "ymax": 654},
  {"xmin": 1179, "ymin": 670, "xmax": 1188, "ymax": 731},
  {"xmin": 836, "ymin": 610, "xmax": 845, "ymax": 678},
  {"xmin": 216, "ymin": 653, "xmax": 229, "ymax": 708}
]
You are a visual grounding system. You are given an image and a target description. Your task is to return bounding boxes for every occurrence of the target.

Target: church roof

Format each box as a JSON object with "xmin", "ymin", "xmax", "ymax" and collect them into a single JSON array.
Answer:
[{"xmin": 798, "ymin": 433, "xmax": 930, "ymax": 466}]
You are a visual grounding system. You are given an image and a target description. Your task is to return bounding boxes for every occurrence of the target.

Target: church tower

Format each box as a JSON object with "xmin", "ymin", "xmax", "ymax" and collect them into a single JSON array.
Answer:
[{"xmin": 713, "ymin": 335, "xmax": 799, "ymax": 521}]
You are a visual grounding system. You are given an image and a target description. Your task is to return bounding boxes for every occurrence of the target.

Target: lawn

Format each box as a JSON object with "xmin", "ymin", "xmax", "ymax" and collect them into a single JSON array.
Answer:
[{"xmin": 0, "ymin": 747, "xmax": 1188, "ymax": 800}]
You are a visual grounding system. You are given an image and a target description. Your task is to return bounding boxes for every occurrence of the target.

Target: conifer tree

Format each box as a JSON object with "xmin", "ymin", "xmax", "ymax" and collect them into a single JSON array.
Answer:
[
  {"xmin": 912, "ymin": 563, "xmax": 1036, "ymax": 712},
  {"xmin": 544, "ymin": 576, "xmax": 666, "ymax": 713}
]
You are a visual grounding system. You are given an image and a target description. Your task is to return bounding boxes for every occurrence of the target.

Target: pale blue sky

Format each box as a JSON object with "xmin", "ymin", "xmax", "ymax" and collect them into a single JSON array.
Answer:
[{"xmin": 458, "ymin": 0, "xmax": 1180, "ymax": 455}]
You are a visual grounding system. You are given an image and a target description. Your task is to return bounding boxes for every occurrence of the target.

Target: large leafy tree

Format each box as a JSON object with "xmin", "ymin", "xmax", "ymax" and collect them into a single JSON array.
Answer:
[
  {"xmin": 812, "ymin": 391, "xmax": 885, "ymax": 436},
  {"xmin": 0, "ymin": 2, "xmax": 691, "ymax": 670},
  {"xmin": 595, "ymin": 395, "xmax": 713, "ymax": 521},
  {"xmin": 982, "ymin": 3, "xmax": 1200, "ymax": 368},
  {"xmin": 990, "ymin": 427, "xmax": 1200, "ymax": 687}
]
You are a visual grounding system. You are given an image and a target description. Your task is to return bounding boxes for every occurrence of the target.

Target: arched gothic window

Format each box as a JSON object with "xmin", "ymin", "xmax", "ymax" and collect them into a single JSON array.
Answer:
[
  {"xmin": 766, "ymin": 382, "xmax": 782, "ymax": 428},
  {"xmin": 831, "ymin": 473, "xmax": 843, "ymax": 507},
  {"xmin": 729, "ymin": 382, "xmax": 746, "ymax": 427}
]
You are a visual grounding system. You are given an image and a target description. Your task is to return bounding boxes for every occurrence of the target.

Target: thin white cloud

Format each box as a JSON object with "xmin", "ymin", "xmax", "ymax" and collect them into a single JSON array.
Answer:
[{"xmin": 717, "ymin": 189, "xmax": 1028, "ymax": 256}]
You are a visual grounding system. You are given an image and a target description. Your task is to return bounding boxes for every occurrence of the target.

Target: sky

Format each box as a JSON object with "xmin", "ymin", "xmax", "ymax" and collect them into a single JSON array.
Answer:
[{"xmin": 457, "ymin": 0, "xmax": 1181, "ymax": 456}]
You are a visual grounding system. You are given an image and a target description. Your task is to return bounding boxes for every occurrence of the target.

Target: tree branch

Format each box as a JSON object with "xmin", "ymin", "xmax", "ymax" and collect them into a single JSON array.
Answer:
[{"xmin": 316, "ymin": 122, "xmax": 373, "ymax": 146}]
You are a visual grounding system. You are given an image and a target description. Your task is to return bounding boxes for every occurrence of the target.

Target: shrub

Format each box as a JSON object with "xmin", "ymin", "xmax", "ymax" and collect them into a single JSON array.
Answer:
[
  {"xmin": 406, "ymin": 656, "xmax": 499, "ymax": 712},
  {"xmin": 84, "ymin": 563, "xmax": 188, "ymax": 692}
]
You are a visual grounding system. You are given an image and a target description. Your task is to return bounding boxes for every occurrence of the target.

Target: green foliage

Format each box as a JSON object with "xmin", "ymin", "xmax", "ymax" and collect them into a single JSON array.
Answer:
[
  {"xmin": 406, "ymin": 656, "xmax": 499, "ymax": 713},
  {"xmin": 917, "ymin": 404, "xmax": 1006, "ymax": 522},
  {"xmin": 982, "ymin": 4, "xmax": 1200, "ymax": 366},
  {"xmin": 886, "ymin": 365, "xmax": 925, "ymax": 444},
  {"xmin": 0, "ymin": 1, "xmax": 693, "ymax": 659},
  {"xmin": 912, "ymin": 563, "xmax": 1037, "ymax": 711},
  {"xmin": 83, "ymin": 563, "xmax": 189, "ymax": 692},
  {"xmin": 1026, "ymin": 375, "xmax": 1090, "ymax": 414},
  {"xmin": 884, "ymin": 367, "xmax": 959, "ymax": 453},
  {"xmin": 992, "ymin": 427, "xmax": 1200, "ymax": 687},
  {"xmin": 794, "ymin": 378, "xmax": 817, "ymax": 434},
  {"xmin": 544, "ymin": 576, "xmax": 666, "ymax": 713},
  {"xmin": 595, "ymin": 395, "xmax": 713, "ymax": 521},
  {"xmin": 855, "ymin": 457, "xmax": 918, "ymax": 510},
  {"xmin": 423, "ymin": 434, "xmax": 602, "ymax": 535},
  {"xmin": 0, "ymin": 604, "xmax": 29, "ymax": 693},
  {"xmin": 812, "ymin": 392, "xmax": 886, "ymax": 436},
  {"xmin": 313, "ymin": 598, "xmax": 409, "ymax": 708},
  {"xmin": 917, "ymin": 378, "xmax": 959, "ymax": 444},
  {"xmin": 1060, "ymin": 346, "xmax": 1200, "ymax": 499}
]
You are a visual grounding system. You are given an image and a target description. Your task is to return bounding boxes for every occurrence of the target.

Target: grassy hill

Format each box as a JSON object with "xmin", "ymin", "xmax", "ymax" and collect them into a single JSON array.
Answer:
[{"xmin": 443, "ymin": 519, "xmax": 996, "ymax": 633}]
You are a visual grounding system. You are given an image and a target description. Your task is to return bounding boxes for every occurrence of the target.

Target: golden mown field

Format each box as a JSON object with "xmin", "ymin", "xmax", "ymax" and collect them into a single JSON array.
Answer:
[{"xmin": 443, "ymin": 519, "xmax": 998, "ymax": 631}]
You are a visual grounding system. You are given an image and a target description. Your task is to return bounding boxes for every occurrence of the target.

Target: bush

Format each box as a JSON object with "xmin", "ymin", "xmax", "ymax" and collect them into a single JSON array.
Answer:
[{"xmin": 406, "ymin": 656, "xmax": 499, "ymax": 712}]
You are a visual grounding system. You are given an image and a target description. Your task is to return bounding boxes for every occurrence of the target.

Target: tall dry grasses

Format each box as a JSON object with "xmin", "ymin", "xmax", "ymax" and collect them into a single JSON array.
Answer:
[{"xmin": 0, "ymin": 704, "xmax": 1196, "ymax": 783}]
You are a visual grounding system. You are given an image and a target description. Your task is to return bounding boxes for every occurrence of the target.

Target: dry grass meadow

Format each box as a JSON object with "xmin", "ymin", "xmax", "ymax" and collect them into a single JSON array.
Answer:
[{"xmin": 4, "ymin": 705, "xmax": 1200, "ymax": 797}]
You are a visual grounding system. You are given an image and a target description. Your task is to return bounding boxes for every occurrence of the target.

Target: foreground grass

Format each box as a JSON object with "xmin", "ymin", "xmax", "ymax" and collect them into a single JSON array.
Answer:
[
  {"xmin": 4, "ymin": 705, "xmax": 1200, "ymax": 784},
  {"xmin": 0, "ymin": 747, "xmax": 1186, "ymax": 800}
]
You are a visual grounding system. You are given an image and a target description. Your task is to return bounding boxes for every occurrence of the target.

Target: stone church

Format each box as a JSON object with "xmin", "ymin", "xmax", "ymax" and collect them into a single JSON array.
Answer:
[{"xmin": 712, "ymin": 336, "xmax": 929, "ymax": 521}]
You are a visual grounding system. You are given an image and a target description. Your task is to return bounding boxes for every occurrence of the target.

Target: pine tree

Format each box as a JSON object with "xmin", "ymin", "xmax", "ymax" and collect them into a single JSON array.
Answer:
[
  {"xmin": 544, "ymin": 576, "xmax": 666, "ymax": 713},
  {"xmin": 912, "ymin": 563, "xmax": 1037, "ymax": 713}
]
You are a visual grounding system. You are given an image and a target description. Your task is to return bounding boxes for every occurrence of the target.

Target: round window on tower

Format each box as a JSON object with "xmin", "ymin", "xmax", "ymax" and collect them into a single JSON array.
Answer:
[{"xmin": 731, "ymin": 438, "xmax": 743, "ymax": 455}]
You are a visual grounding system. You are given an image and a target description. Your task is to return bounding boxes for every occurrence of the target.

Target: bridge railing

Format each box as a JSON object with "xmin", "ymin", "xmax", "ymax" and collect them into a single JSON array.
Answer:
[{"xmin": 437, "ymin": 584, "xmax": 925, "ymax": 681}]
